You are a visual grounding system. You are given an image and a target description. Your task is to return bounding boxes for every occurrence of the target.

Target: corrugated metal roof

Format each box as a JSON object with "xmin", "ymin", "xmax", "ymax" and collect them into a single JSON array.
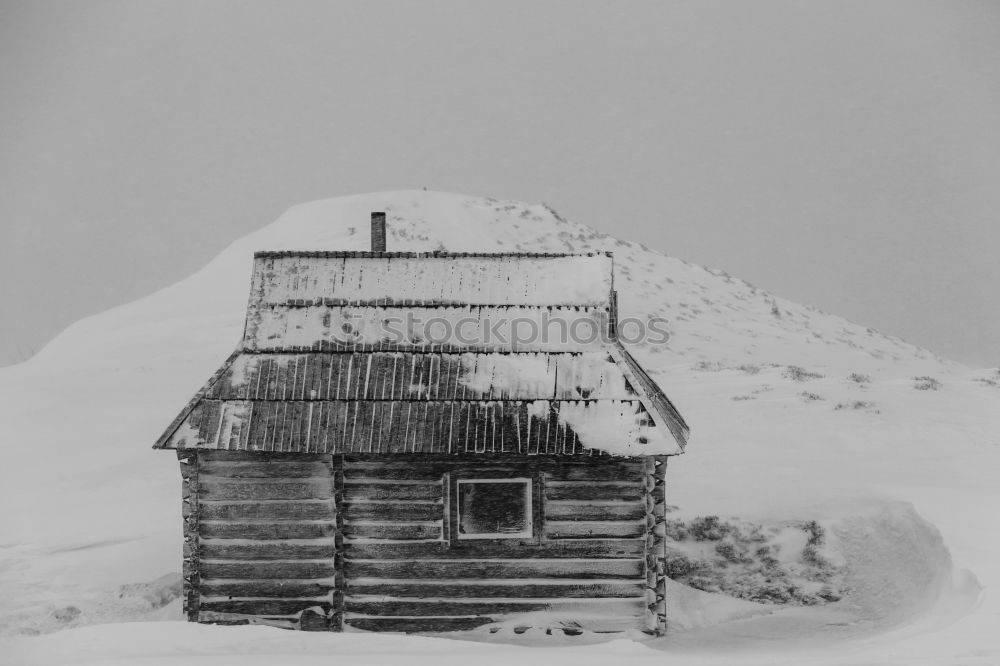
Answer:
[{"xmin": 154, "ymin": 251, "xmax": 689, "ymax": 456}]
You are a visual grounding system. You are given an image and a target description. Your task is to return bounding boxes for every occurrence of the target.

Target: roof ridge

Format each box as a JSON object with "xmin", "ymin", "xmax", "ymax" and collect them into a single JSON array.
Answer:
[{"xmin": 253, "ymin": 250, "xmax": 614, "ymax": 259}]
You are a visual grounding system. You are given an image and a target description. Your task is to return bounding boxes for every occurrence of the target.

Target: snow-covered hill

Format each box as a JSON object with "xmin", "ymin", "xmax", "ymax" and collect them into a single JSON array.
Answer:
[{"xmin": 1, "ymin": 191, "xmax": 998, "ymax": 664}]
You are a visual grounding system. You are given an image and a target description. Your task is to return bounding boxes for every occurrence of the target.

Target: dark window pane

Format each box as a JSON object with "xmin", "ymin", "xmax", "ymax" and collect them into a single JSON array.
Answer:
[{"xmin": 458, "ymin": 481, "xmax": 530, "ymax": 537}]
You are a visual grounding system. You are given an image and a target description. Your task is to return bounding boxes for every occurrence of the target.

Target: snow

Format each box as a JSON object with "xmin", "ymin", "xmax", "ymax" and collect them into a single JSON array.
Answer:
[
  {"xmin": 246, "ymin": 303, "xmax": 612, "ymax": 351},
  {"xmin": 1, "ymin": 191, "xmax": 998, "ymax": 664},
  {"xmin": 455, "ymin": 353, "xmax": 632, "ymax": 401},
  {"xmin": 457, "ymin": 353, "xmax": 553, "ymax": 396},
  {"xmin": 251, "ymin": 254, "xmax": 614, "ymax": 306},
  {"xmin": 555, "ymin": 400, "xmax": 647, "ymax": 455}
]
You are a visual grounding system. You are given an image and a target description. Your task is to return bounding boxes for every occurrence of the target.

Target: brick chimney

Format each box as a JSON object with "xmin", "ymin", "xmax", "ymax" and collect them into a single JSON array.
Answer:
[{"xmin": 371, "ymin": 212, "xmax": 386, "ymax": 252}]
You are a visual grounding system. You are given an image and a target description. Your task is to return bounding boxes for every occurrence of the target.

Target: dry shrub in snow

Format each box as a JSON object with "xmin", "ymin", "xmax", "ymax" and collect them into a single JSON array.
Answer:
[
  {"xmin": 662, "ymin": 516, "xmax": 845, "ymax": 606},
  {"xmin": 835, "ymin": 400, "xmax": 879, "ymax": 413},
  {"xmin": 784, "ymin": 365, "xmax": 824, "ymax": 382},
  {"xmin": 913, "ymin": 376, "xmax": 942, "ymax": 391},
  {"xmin": 974, "ymin": 370, "xmax": 999, "ymax": 388}
]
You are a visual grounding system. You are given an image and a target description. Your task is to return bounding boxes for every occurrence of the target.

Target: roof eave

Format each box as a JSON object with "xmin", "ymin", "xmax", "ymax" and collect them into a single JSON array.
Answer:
[
  {"xmin": 609, "ymin": 342, "xmax": 690, "ymax": 454},
  {"xmin": 152, "ymin": 348, "xmax": 242, "ymax": 450}
]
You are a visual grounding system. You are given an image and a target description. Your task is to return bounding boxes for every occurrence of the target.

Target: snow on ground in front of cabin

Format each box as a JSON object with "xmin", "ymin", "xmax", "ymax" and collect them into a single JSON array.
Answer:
[{"xmin": 0, "ymin": 191, "xmax": 998, "ymax": 664}]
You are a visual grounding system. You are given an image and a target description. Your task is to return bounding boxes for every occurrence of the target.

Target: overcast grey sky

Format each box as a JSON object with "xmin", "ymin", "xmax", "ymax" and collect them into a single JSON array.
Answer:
[{"xmin": 1, "ymin": 1, "xmax": 998, "ymax": 367}]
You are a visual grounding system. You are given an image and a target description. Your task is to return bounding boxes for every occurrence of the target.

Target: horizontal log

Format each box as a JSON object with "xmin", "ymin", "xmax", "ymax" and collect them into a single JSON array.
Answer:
[
  {"xmin": 344, "ymin": 457, "xmax": 623, "ymax": 469},
  {"xmin": 200, "ymin": 460, "xmax": 330, "ymax": 478},
  {"xmin": 196, "ymin": 611, "xmax": 250, "ymax": 625},
  {"xmin": 344, "ymin": 539, "xmax": 645, "ymax": 560},
  {"xmin": 343, "ymin": 457, "xmax": 635, "ymax": 471},
  {"xmin": 344, "ymin": 475, "xmax": 645, "ymax": 494},
  {"xmin": 343, "ymin": 463, "xmax": 638, "ymax": 482},
  {"xmin": 199, "ymin": 501, "xmax": 335, "ymax": 521},
  {"xmin": 343, "ymin": 522, "xmax": 441, "ymax": 540},
  {"xmin": 543, "ymin": 502, "xmax": 646, "ymax": 522},
  {"xmin": 346, "ymin": 462, "xmax": 524, "ymax": 473},
  {"xmin": 200, "ymin": 540, "xmax": 336, "ymax": 560},
  {"xmin": 201, "ymin": 580, "xmax": 335, "ymax": 598},
  {"xmin": 199, "ymin": 599, "xmax": 331, "ymax": 616},
  {"xmin": 345, "ymin": 616, "xmax": 495, "ymax": 633},
  {"xmin": 344, "ymin": 485, "xmax": 442, "ymax": 502},
  {"xmin": 344, "ymin": 597, "xmax": 645, "ymax": 618},
  {"xmin": 545, "ymin": 464, "xmax": 643, "ymax": 482},
  {"xmin": 344, "ymin": 468, "xmax": 444, "ymax": 481},
  {"xmin": 199, "ymin": 479, "xmax": 333, "ymax": 501},
  {"xmin": 200, "ymin": 450, "xmax": 327, "ymax": 462},
  {"xmin": 345, "ymin": 559, "xmax": 643, "ymax": 580},
  {"xmin": 544, "ymin": 484, "xmax": 644, "ymax": 501},
  {"xmin": 344, "ymin": 503, "xmax": 441, "ymax": 522},
  {"xmin": 198, "ymin": 611, "xmax": 304, "ymax": 628},
  {"xmin": 346, "ymin": 581, "xmax": 645, "ymax": 599},
  {"xmin": 200, "ymin": 522, "xmax": 336, "ymax": 540},
  {"xmin": 200, "ymin": 560, "xmax": 337, "ymax": 580},
  {"xmin": 544, "ymin": 521, "xmax": 646, "ymax": 539},
  {"xmin": 345, "ymin": 600, "xmax": 548, "ymax": 617}
]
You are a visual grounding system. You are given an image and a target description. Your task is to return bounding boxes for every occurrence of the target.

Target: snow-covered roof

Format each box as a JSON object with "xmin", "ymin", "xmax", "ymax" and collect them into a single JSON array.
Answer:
[{"xmin": 154, "ymin": 251, "xmax": 689, "ymax": 456}]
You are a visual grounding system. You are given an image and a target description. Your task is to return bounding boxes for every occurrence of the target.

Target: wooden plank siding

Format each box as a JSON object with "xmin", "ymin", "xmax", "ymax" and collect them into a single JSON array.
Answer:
[
  {"xmin": 186, "ymin": 453, "xmax": 656, "ymax": 634},
  {"xmin": 193, "ymin": 452, "xmax": 339, "ymax": 630},
  {"xmin": 341, "ymin": 456, "xmax": 649, "ymax": 633}
]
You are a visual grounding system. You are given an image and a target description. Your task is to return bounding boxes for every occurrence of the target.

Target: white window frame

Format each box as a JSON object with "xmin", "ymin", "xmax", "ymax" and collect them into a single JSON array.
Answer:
[{"xmin": 455, "ymin": 477, "xmax": 533, "ymax": 540}]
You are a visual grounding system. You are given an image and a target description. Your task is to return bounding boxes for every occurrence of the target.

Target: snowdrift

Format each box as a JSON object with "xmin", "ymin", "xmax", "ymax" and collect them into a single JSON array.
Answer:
[{"xmin": 1, "ymin": 191, "xmax": 997, "ymax": 665}]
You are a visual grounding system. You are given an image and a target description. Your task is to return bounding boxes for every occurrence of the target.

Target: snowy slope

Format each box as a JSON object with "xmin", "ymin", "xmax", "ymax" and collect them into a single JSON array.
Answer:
[{"xmin": 1, "ymin": 191, "xmax": 998, "ymax": 664}]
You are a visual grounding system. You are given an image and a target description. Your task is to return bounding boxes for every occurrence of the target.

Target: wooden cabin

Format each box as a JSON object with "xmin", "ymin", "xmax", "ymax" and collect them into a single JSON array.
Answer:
[{"xmin": 154, "ymin": 213, "xmax": 689, "ymax": 635}]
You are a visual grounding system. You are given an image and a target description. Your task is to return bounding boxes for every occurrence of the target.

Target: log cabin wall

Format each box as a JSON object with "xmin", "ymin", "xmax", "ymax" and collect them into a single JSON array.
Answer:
[
  {"xmin": 340, "ymin": 455, "xmax": 650, "ymax": 633},
  {"xmin": 183, "ymin": 451, "xmax": 341, "ymax": 629},
  {"xmin": 180, "ymin": 452, "xmax": 661, "ymax": 633}
]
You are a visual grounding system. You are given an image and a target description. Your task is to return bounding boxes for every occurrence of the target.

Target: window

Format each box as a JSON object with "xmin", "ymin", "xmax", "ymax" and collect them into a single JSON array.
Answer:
[{"xmin": 456, "ymin": 478, "xmax": 532, "ymax": 539}]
